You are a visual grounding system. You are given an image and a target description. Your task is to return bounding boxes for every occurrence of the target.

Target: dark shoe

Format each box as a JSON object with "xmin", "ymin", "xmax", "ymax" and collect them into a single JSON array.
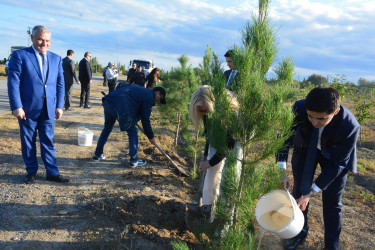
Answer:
[
  {"xmin": 84, "ymin": 106, "xmax": 91, "ymax": 109},
  {"xmin": 24, "ymin": 173, "xmax": 36, "ymax": 184},
  {"xmin": 92, "ymin": 154, "xmax": 106, "ymax": 162},
  {"xmin": 65, "ymin": 107, "xmax": 74, "ymax": 111},
  {"xmin": 46, "ymin": 175, "xmax": 70, "ymax": 183},
  {"xmin": 129, "ymin": 159, "xmax": 147, "ymax": 168},
  {"xmin": 284, "ymin": 236, "xmax": 306, "ymax": 250},
  {"xmin": 200, "ymin": 204, "xmax": 212, "ymax": 219}
]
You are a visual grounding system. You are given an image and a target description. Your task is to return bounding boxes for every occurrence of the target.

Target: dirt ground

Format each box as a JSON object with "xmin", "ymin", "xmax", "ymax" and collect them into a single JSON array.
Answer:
[{"xmin": 0, "ymin": 81, "xmax": 374, "ymax": 249}]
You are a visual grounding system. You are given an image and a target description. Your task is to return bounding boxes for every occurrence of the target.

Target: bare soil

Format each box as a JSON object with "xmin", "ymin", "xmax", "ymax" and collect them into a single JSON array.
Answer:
[{"xmin": 0, "ymin": 81, "xmax": 374, "ymax": 249}]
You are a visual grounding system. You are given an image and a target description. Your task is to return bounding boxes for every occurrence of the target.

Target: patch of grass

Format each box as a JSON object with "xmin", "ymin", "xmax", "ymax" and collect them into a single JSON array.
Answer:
[
  {"xmin": 171, "ymin": 240, "xmax": 190, "ymax": 250},
  {"xmin": 0, "ymin": 64, "xmax": 5, "ymax": 74},
  {"xmin": 349, "ymin": 186, "xmax": 375, "ymax": 205},
  {"xmin": 357, "ymin": 158, "xmax": 375, "ymax": 172}
]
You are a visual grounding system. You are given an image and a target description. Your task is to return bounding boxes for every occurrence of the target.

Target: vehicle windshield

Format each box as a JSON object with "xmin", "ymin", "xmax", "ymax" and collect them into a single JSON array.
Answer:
[{"xmin": 133, "ymin": 60, "xmax": 151, "ymax": 69}]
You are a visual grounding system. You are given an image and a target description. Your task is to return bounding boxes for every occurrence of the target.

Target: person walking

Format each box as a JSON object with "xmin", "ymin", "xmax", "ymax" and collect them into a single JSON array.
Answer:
[
  {"xmin": 62, "ymin": 49, "xmax": 80, "ymax": 111},
  {"xmin": 92, "ymin": 85, "xmax": 167, "ymax": 168},
  {"xmin": 277, "ymin": 87, "xmax": 360, "ymax": 250},
  {"xmin": 7, "ymin": 25, "xmax": 69, "ymax": 184},
  {"xmin": 78, "ymin": 52, "xmax": 92, "ymax": 109}
]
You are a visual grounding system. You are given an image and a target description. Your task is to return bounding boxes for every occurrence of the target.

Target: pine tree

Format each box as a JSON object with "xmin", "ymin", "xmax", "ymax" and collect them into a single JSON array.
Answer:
[{"xmin": 201, "ymin": 0, "xmax": 295, "ymax": 247}]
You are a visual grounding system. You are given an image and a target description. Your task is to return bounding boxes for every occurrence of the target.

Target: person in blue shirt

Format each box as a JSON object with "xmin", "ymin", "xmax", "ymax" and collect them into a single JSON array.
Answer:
[{"xmin": 92, "ymin": 85, "xmax": 167, "ymax": 168}]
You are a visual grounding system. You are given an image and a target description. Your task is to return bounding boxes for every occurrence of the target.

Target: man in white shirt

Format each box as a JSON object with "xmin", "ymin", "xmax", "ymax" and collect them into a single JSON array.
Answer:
[{"xmin": 106, "ymin": 62, "xmax": 122, "ymax": 92}]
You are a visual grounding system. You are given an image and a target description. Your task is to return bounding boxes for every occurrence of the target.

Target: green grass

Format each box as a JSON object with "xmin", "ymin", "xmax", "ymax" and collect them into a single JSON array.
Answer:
[{"xmin": 357, "ymin": 158, "xmax": 375, "ymax": 172}]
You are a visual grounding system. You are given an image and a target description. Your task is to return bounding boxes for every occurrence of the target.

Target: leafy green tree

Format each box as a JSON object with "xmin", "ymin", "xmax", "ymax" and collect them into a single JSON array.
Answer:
[
  {"xmin": 358, "ymin": 77, "xmax": 375, "ymax": 88},
  {"xmin": 349, "ymin": 88, "xmax": 375, "ymax": 141},
  {"xmin": 328, "ymin": 74, "xmax": 348, "ymax": 99},
  {"xmin": 306, "ymin": 73, "xmax": 328, "ymax": 86}
]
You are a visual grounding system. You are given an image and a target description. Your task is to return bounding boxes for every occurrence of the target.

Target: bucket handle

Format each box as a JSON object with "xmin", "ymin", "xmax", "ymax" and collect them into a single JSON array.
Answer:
[
  {"xmin": 285, "ymin": 189, "xmax": 299, "ymax": 215},
  {"xmin": 78, "ymin": 127, "xmax": 93, "ymax": 134}
]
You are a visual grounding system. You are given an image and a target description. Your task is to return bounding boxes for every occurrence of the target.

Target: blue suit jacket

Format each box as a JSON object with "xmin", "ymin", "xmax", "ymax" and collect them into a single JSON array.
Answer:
[
  {"xmin": 277, "ymin": 99, "xmax": 360, "ymax": 189},
  {"xmin": 7, "ymin": 46, "xmax": 65, "ymax": 120},
  {"xmin": 104, "ymin": 84, "xmax": 155, "ymax": 139}
]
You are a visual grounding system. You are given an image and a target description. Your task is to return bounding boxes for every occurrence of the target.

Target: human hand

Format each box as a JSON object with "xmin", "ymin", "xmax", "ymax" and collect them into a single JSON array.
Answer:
[
  {"xmin": 149, "ymin": 138, "xmax": 156, "ymax": 145},
  {"xmin": 89, "ymin": 80, "xmax": 92, "ymax": 84},
  {"xmin": 55, "ymin": 108, "xmax": 63, "ymax": 120},
  {"xmin": 199, "ymin": 160, "xmax": 211, "ymax": 172},
  {"xmin": 12, "ymin": 108, "xmax": 26, "ymax": 120},
  {"xmin": 296, "ymin": 194, "xmax": 312, "ymax": 211},
  {"xmin": 280, "ymin": 169, "xmax": 292, "ymax": 190},
  {"xmin": 77, "ymin": 81, "xmax": 80, "ymax": 85}
]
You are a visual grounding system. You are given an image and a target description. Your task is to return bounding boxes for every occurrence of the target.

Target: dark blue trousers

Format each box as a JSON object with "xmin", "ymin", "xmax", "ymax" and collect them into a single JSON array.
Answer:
[
  {"xmin": 94, "ymin": 101, "xmax": 139, "ymax": 163},
  {"xmin": 18, "ymin": 101, "xmax": 60, "ymax": 177},
  {"xmin": 291, "ymin": 150, "xmax": 348, "ymax": 250}
]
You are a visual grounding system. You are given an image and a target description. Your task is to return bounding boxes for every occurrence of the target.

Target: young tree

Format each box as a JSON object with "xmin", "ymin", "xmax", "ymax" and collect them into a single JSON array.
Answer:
[
  {"xmin": 160, "ymin": 55, "xmax": 200, "ymax": 174},
  {"xmin": 306, "ymin": 73, "xmax": 328, "ymax": 86},
  {"xmin": 201, "ymin": 0, "xmax": 295, "ymax": 247}
]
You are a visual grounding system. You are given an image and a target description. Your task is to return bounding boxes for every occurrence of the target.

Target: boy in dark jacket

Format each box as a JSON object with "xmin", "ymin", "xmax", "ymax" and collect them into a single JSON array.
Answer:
[{"xmin": 92, "ymin": 85, "xmax": 167, "ymax": 167}]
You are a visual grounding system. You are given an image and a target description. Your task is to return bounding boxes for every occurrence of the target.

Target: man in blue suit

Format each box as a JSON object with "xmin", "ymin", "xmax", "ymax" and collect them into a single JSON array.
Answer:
[
  {"xmin": 277, "ymin": 87, "xmax": 360, "ymax": 250},
  {"xmin": 8, "ymin": 25, "xmax": 69, "ymax": 184}
]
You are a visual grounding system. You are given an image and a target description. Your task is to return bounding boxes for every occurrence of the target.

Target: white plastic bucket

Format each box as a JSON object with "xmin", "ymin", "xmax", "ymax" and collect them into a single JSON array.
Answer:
[
  {"xmin": 77, "ymin": 128, "xmax": 93, "ymax": 146},
  {"xmin": 255, "ymin": 189, "xmax": 304, "ymax": 239}
]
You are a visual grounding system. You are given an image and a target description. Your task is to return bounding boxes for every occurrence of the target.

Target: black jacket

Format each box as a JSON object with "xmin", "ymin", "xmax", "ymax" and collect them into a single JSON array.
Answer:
[{"xmin": 78, "ymin": 58, "xmax": 92, "ymax": 83}]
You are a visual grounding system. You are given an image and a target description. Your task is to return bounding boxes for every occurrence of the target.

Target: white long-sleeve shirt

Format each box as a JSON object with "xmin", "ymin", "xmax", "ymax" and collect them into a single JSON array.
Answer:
[{"xmin": 106, "ymin": 68, "xmax": 118, "ymax": 80}]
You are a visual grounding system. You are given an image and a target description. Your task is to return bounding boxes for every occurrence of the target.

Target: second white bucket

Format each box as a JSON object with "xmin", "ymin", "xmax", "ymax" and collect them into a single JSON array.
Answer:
[
  {"xmin": 255, "ymin": 189, "xmax": 304, "ymax": 239},
  {"xmin": 78, "ymin": 128, "xmax": 93, "ymax": 146}
]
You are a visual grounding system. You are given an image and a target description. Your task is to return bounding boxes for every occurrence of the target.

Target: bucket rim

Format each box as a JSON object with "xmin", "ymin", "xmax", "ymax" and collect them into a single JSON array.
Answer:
[
  {"xmin": 256, "ymin": 189, "xmax": 303, "ymax": 233},
  {"xmin": 78, "ymin": 127, "xmax": 93, "ymax": 134}
]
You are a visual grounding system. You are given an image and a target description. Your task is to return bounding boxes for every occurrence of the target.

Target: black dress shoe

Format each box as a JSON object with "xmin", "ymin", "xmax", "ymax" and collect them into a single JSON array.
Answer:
[
  {"xmin": 24, "ymin": 173, "xmax": 36, "ymax": 184},
  {"xmin": 84, "ymin": 106, "xmax": 91, "ymax": 109},
  {"xmin": 65, "ymin": 107, "xmax": 74, "ymax": 111},
  {"xmin": 46, "ymin": 175, "xmax": 70, "ymax": 183},
  {"xmin": 284, "ymin": 236, "xmax": 305, "ymax": 250}
]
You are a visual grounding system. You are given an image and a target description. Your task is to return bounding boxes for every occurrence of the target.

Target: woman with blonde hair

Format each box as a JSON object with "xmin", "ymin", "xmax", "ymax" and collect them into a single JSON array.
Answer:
[{"xmin": 189, "ymin": 85, "xmax": 242, "ymax": 223}]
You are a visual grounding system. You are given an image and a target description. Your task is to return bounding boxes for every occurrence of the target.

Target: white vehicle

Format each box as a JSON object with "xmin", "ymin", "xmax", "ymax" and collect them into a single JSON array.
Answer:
[{"xmin": 130, "ymin": 59, "xmax": 154, "ymax": 75}]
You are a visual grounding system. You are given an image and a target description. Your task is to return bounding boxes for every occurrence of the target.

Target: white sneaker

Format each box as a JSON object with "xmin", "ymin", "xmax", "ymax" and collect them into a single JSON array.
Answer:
[{"xmin": 129, "ymin": 159, "xmax": 147, "ymax": 168}]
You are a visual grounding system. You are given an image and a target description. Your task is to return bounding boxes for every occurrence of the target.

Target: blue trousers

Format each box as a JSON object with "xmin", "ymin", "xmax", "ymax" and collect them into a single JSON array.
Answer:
[
  {"xmin": 292, "ymin": 150, "xmax": 348, "ymax": 250},
  {"xmin": 94, "ymin": 102, "xmax": 139, "ymax": 163},
  {"xmin": 18, "ymin": 101, "xmax": 60, "ymax": 177}
]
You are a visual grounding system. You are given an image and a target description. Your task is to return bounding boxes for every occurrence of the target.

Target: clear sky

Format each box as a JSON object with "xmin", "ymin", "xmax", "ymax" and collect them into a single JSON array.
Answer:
[{"xmin": 1, "ymin": 0, "xmax": 374, "ymax": 83}]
